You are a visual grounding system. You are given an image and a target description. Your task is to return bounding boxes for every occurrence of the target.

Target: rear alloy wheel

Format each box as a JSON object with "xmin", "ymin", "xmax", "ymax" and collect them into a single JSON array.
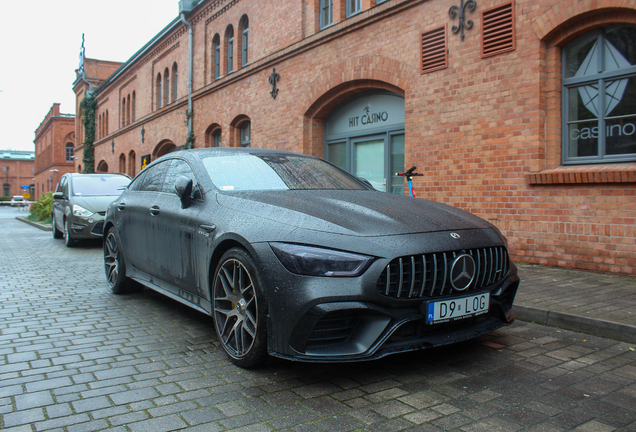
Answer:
[
  {"xmin": 104, "ymin": 228, "xmax": 135, "ymax": 294},
  {"xmin": 212, "ymin": 248, "xmax": 268, "ymax": 368},
  {"xmin": 64, "ymin": 219, "xmax": 77, "ymax": 247},
  {"xmin": 52, "ymin": 214, "xmax": 63, "ymax": 239}
]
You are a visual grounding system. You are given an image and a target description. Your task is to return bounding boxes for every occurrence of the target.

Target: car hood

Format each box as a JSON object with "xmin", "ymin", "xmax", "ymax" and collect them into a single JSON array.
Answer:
[
  {"xmin": 73, "ymin": 195, "xmax": 120, "ymax": 214},
  {"xmin": 216, "ymin": 190, "xmax": 492, "ymax": 237}
]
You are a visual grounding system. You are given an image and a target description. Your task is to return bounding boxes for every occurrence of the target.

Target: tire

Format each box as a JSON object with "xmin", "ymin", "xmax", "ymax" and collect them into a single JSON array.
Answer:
[
  {"xmin": 64, "ymin": 219, "xmax": 76, "ymax": 247},
  {"xmin": 52, "ymin": 214, "xmax": 63, "ymax": 239},
  {"xmin": 212, "ymin": 248, "xmax": 268, "ymax": 368},
  {"xmin": 104, "ymin": 228, "xmax": 135, "ymax": 294}
]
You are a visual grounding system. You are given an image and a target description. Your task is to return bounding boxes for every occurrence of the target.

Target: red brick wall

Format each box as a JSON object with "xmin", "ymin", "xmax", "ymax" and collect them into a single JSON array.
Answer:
[
  {"xmin": 78, "ymin": 0, "xmax": 636, "ymax": 276},
  {"xmin": 33, "ymin": 104, "xmax": 76, "ymax": 200}
]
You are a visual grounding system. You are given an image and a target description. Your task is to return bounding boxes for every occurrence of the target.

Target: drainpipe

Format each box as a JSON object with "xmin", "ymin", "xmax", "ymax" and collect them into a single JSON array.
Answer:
[{"xmin": 180, "ymin": 12, "xmax": 194, "ymax": 149}]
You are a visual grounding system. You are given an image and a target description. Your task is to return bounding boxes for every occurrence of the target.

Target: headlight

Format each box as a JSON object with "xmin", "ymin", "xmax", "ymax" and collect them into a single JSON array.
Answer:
[
  {"xmin": 73, "ymin": 205, "xmax": 94, "ymax": 218},
  {"xmin": 270, "ymin": 243, "xmax": 374, "ymax": 277}
]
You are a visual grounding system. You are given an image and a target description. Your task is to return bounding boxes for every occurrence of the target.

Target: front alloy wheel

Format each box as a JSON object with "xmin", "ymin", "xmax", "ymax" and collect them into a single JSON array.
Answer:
[
  {"xmin": 104, "ymin": 228, "xmax": 134, "ymax": 294},
  {"xmin": 64, "ymin": 219, "xmax": 76, "ymax": 247},
  {"xmin": 212, "ymin": 248, "xmax": 267, "ymax": 368}
]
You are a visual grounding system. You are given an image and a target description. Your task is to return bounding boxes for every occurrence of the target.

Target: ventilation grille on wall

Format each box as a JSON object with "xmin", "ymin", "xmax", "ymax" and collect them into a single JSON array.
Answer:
[
  {"xmin": 481, "ymin": 1, "xmax": 515, "ymax": 58},
  {"xmin": 421, "ymin": 26, "xmax": 448, "ymax": 74}
]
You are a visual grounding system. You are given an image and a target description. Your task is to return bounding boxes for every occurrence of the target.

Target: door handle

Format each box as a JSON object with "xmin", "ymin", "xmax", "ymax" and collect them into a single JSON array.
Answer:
[
  {"xmin": 117, "ymin": 202, "xmax": 126, "ymax": 211},
  {"xmin": 150, "ymin": 205, "xmax": 160, "ymax": 216},
  {"xmin": 199, "ymin": 224, "xmax": 216, "ymax": 233}
]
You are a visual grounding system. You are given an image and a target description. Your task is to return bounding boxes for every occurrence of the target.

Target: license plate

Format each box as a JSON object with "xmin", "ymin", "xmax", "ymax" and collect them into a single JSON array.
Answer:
[{"xmin": 426, "ymin": 292, "xmax": 489, "ymax": 324}]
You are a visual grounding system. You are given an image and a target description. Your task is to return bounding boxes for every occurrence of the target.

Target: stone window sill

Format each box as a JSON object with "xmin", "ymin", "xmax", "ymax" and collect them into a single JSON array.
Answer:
[{"xmin": 525, "ymin": 163, "xmax": 636, "ymax": 185}]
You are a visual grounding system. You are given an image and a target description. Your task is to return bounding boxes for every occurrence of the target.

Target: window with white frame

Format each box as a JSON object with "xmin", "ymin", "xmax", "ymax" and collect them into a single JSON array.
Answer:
[
  {"xmin": 65, "ymin": 143, "xmax": 74, "ymax": 162},
  {"xmin": 346, "ymin": 0, "xmax": 361, "ymax": 17},
  {"xmin": 241, "ymin": 16, "xmax": 249, "ymax": 67},
  {"xmin": 562, "ymin": 25, "xmax": 636, "ymax": 164},
  {"xmin": 320, "ymin": 0, "xmax": 332, "ymax": 29},
  {"xmin": 227, "ymin": 26, "xmax": 234, "ymax": 74},
  {"xmin": 213, "ymin": 34, "xmax": 221, "ymax": 79},
  {"xmin": 240, "ymin": 122, "xmax": 250, "ymax": 147}
]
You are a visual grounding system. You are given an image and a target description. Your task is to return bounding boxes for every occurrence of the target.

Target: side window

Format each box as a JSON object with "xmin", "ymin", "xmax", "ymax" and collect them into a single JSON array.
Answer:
[
  {"xmin": 162, "ymin": 159, "xmax": 201, "ymax": 199},
  {"xmin": 139, "ymin": 162, "xmax": 169, "ymax": 192},
  {"xmin": 127, "ymin": 171, "xmax": 147, "ymax": 192},
  {"xmin": 56, "ymin": 176, "xmax": 68, "ymax": 196}
]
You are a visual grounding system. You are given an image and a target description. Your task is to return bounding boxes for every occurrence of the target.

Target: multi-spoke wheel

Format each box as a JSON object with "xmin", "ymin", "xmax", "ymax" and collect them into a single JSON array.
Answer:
[
  {"xmin": 52, "ymin": 214, "xmax": 63, "ymax": 239},
  {"xmin": 212, "ymin": 248, "xmax": 268, "ymax": 368},
  {"xmin": 64, "ymin": 219, "xmax": 76, "ymax": 247},
  {"xmin": 104, "ymin": 228, "xmax": 134, "ymax": 294}
]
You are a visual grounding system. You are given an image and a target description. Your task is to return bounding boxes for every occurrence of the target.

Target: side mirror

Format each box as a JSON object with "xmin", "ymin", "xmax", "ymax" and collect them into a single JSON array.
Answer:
[
  {"xmin": 174, "ymin": 175, "xmax": 193, "ymax": 209},
  {"xmin": 52, "ymin": 192, "xmax": 64, "ymax": 200}
]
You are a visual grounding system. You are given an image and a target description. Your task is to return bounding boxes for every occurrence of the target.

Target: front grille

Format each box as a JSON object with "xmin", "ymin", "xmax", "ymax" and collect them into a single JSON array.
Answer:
[
  {"xmin": 91, "ymin": 221, "xmax": 105, "ymax": 236},
  {"xmin": 305, "ymin": 311, "xmax": 360, "ymax": 348},
  {"xmin": 376, "ymin": 247, "xmax": 509, "ymax": 299}
]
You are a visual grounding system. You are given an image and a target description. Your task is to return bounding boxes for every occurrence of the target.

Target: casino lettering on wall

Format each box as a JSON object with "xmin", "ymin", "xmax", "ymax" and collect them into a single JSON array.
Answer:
[
  {"xmin": 349, "ymin": 106, "xmax": 389, "ymax": 128},
  {"xmin": 570, "ymin": 122, "xmax": 636, "ymax": 140}
]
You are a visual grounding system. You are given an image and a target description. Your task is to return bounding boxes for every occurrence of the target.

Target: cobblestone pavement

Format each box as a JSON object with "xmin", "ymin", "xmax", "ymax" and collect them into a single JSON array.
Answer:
[{"xmin": 1, "ymin": 207, "xmax": 636, "ymax": 431}]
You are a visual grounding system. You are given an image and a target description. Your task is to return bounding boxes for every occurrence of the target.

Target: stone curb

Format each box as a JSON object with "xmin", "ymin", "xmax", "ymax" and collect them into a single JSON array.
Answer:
[
  {"xmin": 514, "ymin": 304, "xmax": 636, "ymax": 344},
  {"xmin": 16, "ymin": 216, "xmax": 52, "ymax": 231}
]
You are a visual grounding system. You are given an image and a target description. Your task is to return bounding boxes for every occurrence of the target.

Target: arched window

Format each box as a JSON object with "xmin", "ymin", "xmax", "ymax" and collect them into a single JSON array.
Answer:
[
  {"xmin": 226, "ymin": 25, "xmax": 234, "ymax": 74},
  {"xmin": 172, "ymin": 63, "xmax": 178, "ymax": 102},
  {"xmin": 562, "ymin": 25, "xmax": 636, "ymax": 164},
  {"xmin": 131, "ymin": 92, "xmax": 136, "ymax": 122},
  {"xmin": 156, "ymin": 73, "xmax": 162, "ymax": 109},
  {"xmin": 97, "ymin": 161, "xmax": 109, "ymax": 173},
  {"xmin": 119, "ymin": 153, "xmax": 126, "ymax": 174},
  {"xmin": 240, "ymin": 15, "xmax": 249, "ymax": 67},
  {"xmin": 121, "ymin": 97, "xmax": 126, "ymax": 126},
  {"xmin": 240, "ymin": 121, "xmax": 251, "ymax": 147},
  {"xmin": 106, "ymin": 110, "xmax": 109, "ymax": 135},
  {"xmin": 129, "ymin": 150, "xmax": 136, "ymax": 177},
  {"xmin": 126, "ymin": 94, "xmax": 131, "ymax": 125},
  {"xmin": 164, "ymin": 68, "xmax": 170, "ymax": 106},
  {"xmin": 98, "ymin": 114, "xmax": 102, "ymax": 139},
  {"xmin": 65, "ymin": 143, "xmax": 74, "ymax": 162},
  {"xmin": 213, "ymin": 34, "xmax": 221, "ymax": 79},
  {"xmin": 214, "ymin": 129, "xmax": 222, "ymax": 147}
]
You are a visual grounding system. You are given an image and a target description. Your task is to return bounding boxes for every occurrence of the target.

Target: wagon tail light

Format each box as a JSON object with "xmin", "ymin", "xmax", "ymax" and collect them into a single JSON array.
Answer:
[{"xmin": 270, "ymin": 243, "xmax": 374, "ymax": 277}]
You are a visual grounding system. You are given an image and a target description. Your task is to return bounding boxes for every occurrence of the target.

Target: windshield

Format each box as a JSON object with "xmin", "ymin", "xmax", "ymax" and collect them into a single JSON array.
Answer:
[
  {"xmin": 71, "ymin": 176, "xmax": 130, "ymax": 196},
  {"xmin": 203, "ymin": 153, "xmax": 365, "ymax": 191}
]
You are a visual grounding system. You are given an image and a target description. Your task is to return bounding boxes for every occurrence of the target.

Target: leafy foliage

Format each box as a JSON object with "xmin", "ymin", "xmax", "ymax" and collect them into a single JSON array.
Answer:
[
  {"xmin": 80, "ymin": 94, "xmax": 97, "ymax": 173},
  {"xmin": 30, "ymin": 192, "xmax": 53, "ymax": 221}
]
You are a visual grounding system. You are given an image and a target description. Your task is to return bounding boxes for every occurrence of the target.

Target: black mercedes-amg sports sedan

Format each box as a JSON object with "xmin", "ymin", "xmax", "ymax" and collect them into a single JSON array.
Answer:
[{"xmin": 104, "ymin": 148, "xmax": 519, "ymax": 367}]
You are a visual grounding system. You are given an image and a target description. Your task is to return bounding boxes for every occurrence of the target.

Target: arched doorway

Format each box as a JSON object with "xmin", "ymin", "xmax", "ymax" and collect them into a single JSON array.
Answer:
[
  {"xmin": 324, "ymin": 91, "xmax": 405, "ymax": 193},
  {"xmin": 153, "ymin": 140, "xmax": 177, "ymax": 159}
]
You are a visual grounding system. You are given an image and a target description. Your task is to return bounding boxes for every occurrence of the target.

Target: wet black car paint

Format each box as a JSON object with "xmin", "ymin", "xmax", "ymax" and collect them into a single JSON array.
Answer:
[{"xmin": 104, "ymin": 148, "xmax": 519, "ymax": 363}]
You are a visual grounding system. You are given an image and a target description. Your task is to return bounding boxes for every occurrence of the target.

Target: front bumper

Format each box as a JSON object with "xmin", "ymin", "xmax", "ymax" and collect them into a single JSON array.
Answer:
[
  {"xmin": 252, "ymin": 237, "xmax": 519, "ymax": 363},
  {"xmin": 68, "ymin": 213, "xmax": 106, "ymax": 239}
]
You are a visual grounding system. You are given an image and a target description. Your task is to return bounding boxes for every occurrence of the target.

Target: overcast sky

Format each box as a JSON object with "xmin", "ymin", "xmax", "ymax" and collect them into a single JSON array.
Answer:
[{"xmin": 0, "ymin": 0, "xmax": 181, "ymax": 152}]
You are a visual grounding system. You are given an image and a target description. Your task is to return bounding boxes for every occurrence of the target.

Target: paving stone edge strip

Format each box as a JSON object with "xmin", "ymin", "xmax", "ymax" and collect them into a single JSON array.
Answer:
[{"xmin": 514, "ymin": 304, "xmax": 636, "ymax": 344}]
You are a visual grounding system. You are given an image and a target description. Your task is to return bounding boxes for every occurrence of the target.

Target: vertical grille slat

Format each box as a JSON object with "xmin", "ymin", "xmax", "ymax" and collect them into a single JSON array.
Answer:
[
  {"xmin": 376, "ymin": 246, "xmax": 510, "ymax": 299},
  {"xmin": 408, "ymin": 256, "xmax": 416, "ymax": 298},
  {"xmin": 397, "ymin": 258, "xmax": 404, "ymax": 298},
  {"xmin": 420, "ymin": 255, "xmax": 427, "ymax": 297}
]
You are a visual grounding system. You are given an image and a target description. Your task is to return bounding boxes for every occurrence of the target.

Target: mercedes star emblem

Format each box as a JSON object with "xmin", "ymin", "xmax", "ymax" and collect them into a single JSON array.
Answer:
[{"xmin": 450, "ymin": 254, "xmax": 476, "ymax": 291}]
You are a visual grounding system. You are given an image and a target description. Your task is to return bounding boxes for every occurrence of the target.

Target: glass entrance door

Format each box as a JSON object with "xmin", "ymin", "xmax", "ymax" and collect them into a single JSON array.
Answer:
[{"xmin": 353, "ymin": 137, "xmax": 385, "ymax": 191}]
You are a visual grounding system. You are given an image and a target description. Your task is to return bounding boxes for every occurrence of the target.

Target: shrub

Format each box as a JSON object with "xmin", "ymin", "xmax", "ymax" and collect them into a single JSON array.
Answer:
[{"xmin": 30, "ymin": 192, "xmax": 54, "ymax": 221}]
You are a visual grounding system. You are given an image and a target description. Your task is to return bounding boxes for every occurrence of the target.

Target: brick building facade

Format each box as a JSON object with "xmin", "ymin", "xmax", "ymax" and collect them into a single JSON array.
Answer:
[
  {"xmin": 33, "ymin": 104, "xmax": 76, "ymax": 200},
  {"xmin": 1, "ymin": 151, "xmax": 34, "ymax": 199},
  {"xmin": 73, "ymin": 0, "xmax": 636, "ymax": 275}
]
